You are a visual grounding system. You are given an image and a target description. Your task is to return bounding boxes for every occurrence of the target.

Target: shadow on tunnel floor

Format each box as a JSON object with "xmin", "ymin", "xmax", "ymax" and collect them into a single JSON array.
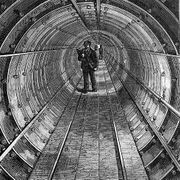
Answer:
[{"xmin": 76, "ymin": 87, "xmax": 95, "ymax": 93}]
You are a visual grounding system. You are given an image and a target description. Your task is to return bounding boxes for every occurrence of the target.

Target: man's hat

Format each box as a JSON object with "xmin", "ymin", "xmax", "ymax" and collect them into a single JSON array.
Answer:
[{"xmin": 84, "ymin": 40, "xmax": 91, "ymax": 46}]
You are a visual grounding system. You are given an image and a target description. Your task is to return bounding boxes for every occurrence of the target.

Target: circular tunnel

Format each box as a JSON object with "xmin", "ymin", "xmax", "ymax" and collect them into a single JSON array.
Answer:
[
  {"xmin": 7, "ymin": 2, "xmax": 172, "ymax": 131},
  {"xmin": 0, "ymin": 0, "xmax": 179, "ymax": 180}
]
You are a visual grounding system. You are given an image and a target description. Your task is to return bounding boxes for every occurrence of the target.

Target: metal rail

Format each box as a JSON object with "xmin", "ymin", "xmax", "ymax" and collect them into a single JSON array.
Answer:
[
  {"xmin": 48, "ymin": 93, "xmax": 83, "ymax": 180},
  {"xmin": 103, "ymin": 48, "xmax": 180, "ymax": 118},
  {"xmin": 1, "ymin": 45, "xmax": 180, "ymax": 58},
  {"xmin": 0, "ymin": 49, "xmax": 67, "ymax": 58},
  {"xmin": 104, "ymin": 60, "xmax": 150, "ymax": 179},
  {"xmin": 73, "ymin": 96, "xmax": 89, "ymax": 179},
  {"xmin": 121, "ymin": 47, "xmax": 180, "ymax": 58},
  {"xmin": 0, "ymin": 72, "xmax": 82, "ymax": 162},
  {"xmin": 104, "ymin": 56, "xmax": 180, "ymax": 172},
  {"xmin": 102, "ymin": 41, "xmax": 179, "ymax": 58},
  {"xmin": 103, "ymin": 64, "xmax": 128, "ymax": 180},
  {"xmin": 117, "ymin": 63, "xmax": 180, "ymax": 118},
  {"xmin": 27, "ymin": 75, "xmax": 83, "ymax": 180}
]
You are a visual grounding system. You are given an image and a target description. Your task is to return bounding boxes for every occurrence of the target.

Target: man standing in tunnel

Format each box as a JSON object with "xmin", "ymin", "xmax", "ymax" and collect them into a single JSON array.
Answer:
[{"xmin": 77, "ymin": 40, "xmax": 98, "ymax": 93}]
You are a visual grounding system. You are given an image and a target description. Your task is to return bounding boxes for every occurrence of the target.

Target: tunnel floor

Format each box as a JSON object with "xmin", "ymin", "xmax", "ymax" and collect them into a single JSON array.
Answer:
[{"xmin": 28, "ymin": 60, "xmax": 148, "ymax": 180}]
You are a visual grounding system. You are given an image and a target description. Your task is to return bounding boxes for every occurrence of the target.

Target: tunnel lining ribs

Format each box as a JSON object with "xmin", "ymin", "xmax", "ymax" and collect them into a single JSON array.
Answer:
[{"xmin": 0, "ymin": 0, "xmax": 179, "ymax": 179}]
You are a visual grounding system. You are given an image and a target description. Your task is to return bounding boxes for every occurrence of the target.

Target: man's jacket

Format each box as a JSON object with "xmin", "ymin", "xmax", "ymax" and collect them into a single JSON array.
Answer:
[{"xmin": 77, "ymin": 48, "xmax": 98, "ymax": 71}]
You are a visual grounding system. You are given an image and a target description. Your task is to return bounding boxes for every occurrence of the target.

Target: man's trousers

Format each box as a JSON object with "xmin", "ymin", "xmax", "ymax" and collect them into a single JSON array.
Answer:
[{"xmin": 83, "ymin": 69, "xmax": 97, "ymax": 90}]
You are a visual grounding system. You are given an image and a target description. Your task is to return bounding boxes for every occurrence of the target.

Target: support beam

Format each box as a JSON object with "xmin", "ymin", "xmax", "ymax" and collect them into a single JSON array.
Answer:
[
  {"xmin": 96, "ymin": 0, "xmax": 101, "ymax": 30},
  {"xmin": 69, "ymin": 0, "xmax": 98, "ymax": 43},
  {"xmin": 104, "ymin": 48, "xmax": 180, "ymax": 119},
  {"xmin": 0, "ymin": 49, "xmax": 61, "ymax": 58},
  {"xmin": 0, "ymin": 97, "xmax": 54, "ymax": 162},
  {"xmin": 1, "ymin": 47, "xmax": 180, "ymax": 58},
  {"xmin": 0, "ymin": 74, "xmax": 80, "ymax": 162},
  {"xmin": 96, "ymin": 0, "xmax": 101, "ymax": 44},
  {"xmin": 179, "ymin": 0, "xmax": 180, "ymax": 41},
  {"xmin": 105, "ymin": 58, "xmax": 180, "ymax": 172},
  {"xmin": 119, "ymin": 63, "xmax": 180, "ymax": 118},
  {"xmin": 105, "ymin": 45, "xmax": 180, "ymax": 58},
  {"xmin": 70, "ymin": 0, "xmax": 88, "ymax": 28},
  {"xmin": 0, "ymin": 48, "xmax": 63, "ymax": 58},
  {"xmin": 179, "ymin": 0, "xmax": 180, "ymax": 20},
  {"xmin": 124, "ymin": 47, "xmax": 179, "ymax": 58}
]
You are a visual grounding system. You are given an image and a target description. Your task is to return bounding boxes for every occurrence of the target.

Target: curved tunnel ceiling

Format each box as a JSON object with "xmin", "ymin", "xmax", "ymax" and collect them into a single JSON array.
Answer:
[{"xmin": 0, "ymin": 0, "xmax": 179, "ymax": 180}]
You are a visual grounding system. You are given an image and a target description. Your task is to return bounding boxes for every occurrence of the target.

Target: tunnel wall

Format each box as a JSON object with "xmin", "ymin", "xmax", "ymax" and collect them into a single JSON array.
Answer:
[{"xmin": 0, "ymin": 0, "xmax": 179, "ymax": 179}]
